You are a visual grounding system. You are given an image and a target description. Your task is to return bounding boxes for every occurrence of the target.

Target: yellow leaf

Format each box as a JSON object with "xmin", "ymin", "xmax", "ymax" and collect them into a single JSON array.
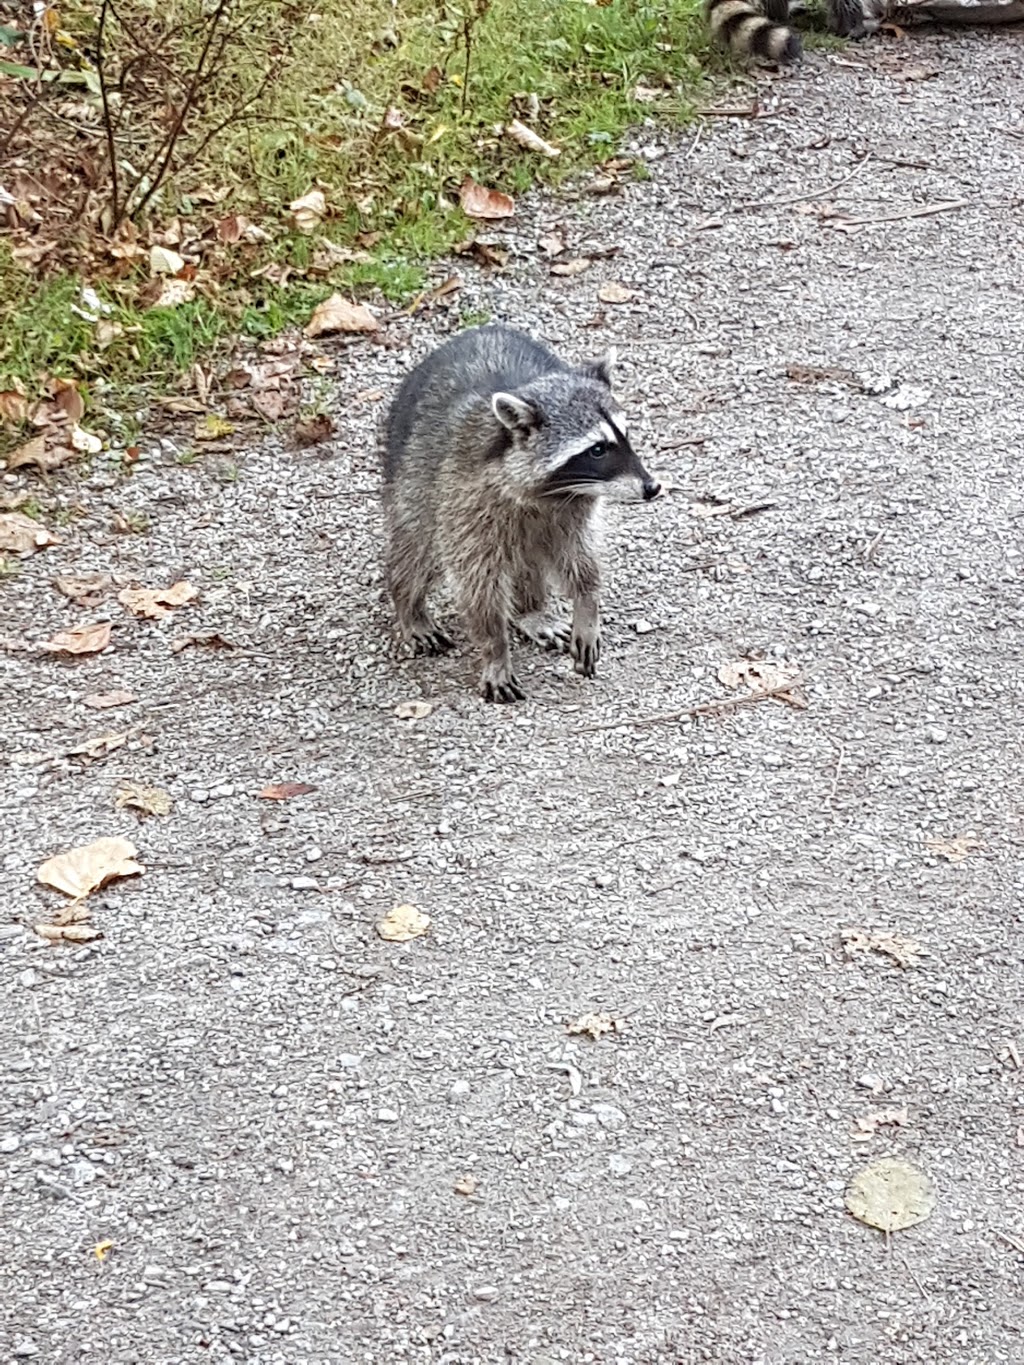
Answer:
[
  {"xmin": 377, "ymin": 903, "xmax": 431, "ymax": 942},
  {"xmin": 845, "ymin": 1157, "xmax": 935, "ymax": 1233},
  {"xmin": 37, "ymin": 836, "xmax": 144, "ymax": 901},
  {"xmin": 115, "ymin": 781, "xmax": 173, "ymax": 818}
]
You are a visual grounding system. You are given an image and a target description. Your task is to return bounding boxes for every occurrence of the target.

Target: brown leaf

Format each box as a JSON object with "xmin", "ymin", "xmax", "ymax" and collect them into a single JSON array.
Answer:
[
  {"xmin": 394, "ymin": 700, "xmax": 433, "ymax": 720},
  {"xmin": 305, "ymin": 294, "xmax": 379, "ymax": 339},
  {"xmin": 786, "ymin": 363, "xmax": 858, "ymax": 385},
  {"xmin": 551, "ymin": 257, "xmax": 591, "ymax": 278},
  {"xmin": 537, "ymin": 230, "xmax": 566, "ymax": 258},
  {"xmin": 252, "ymin": 389, "xmax": 292, "ymax": 421},
  {"xmin": 292, "ymin": 414, "xmax": 335, "ymax": 448},
  {"xmin": 925, "ymin": 835, "xmax": 986, "ymax": 863},
  {"xmin": 452, "ymin": 239, "xmax": 509, "ymax": 269},
  {"xmin": 258, "ymin": 781, "xmax": 318, "ymax": 801},
  {"xmin": 597, "ymin": 281, "xmax": 635, "ymax": 305},
  {"xmin": 216, "ymin": 213, "xmax": 249, "ymax": 243},
  {"xmin": 289, "ymin": 189, "xmax": 327, "ymax": 234},
  {"xmin": 567, "ymin": 1011, "xmax": 628, "ymax": 1040},
  {"xmin": 842, "ymin": 927, "xmax": 922, "ymax": 970},
  {"xmin": 35, "ymin": 922, "xmax": 103, "ymax": 944},
  {"xmin": 459, "ymin": 178, "xmax": 515, "ymax": 221},
  {"xmin": 53, "ymin": 381, "xmax": 85, "ymax": 424},
  {"xmin": 115, "ymin": 781, "xmax": 173, "ymax": 817},
  {"xmin": 377, "ymin": 903, "xmax": 431, "ymax": 942},
  {"xmin": 505, "ymin": 119, "xmax": 560, "ymax": 158},
  {"xmin": 40, "ymin": 621, "xmax": 112, "ymax": 656},
  {"xmin": 118, "ymin": 581, "xmax": 197, "ymax": 620},
  {"xmin": 83, "ymin": 689, "xmax": 135, "ymax": 709},
  {"xmin": 170, "ymin": 630, "xmax": 235, "ymax": 653},
  {"xmin": 852, "ymin": 1105, "xmax": 909, "ymax": 1138},
  {"xmin": 37, "ymin": 835, "xmax": 144, "ymax": 901},
  {"xmin": 0, "ymin": 388, "xmax": 29, "ymax": 426},
  {"xmin": 149, "ymin": 244, "xmax": 185, "ymax": 276},
  {"xmin": 0, "ymin": 511, "xmax": 60, "ymax": 554},
  {"xmin": 53, "ymin": 573, "xmax": 112, "ymax": 605}
]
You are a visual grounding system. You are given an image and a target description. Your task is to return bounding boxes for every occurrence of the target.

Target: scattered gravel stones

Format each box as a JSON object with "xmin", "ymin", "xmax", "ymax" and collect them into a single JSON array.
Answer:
[{"xmin": 2, "ymin": 31, "xmax": 1022, "ymax": 1364}]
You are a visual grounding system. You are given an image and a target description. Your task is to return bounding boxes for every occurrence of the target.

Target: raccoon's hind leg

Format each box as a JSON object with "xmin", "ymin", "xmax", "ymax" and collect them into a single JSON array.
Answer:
[
  {"xmin": 512, "ymin": 565, "xmax": 571, "ymax": 654},
  {"xmin": 384, "ymin": 515, "xmax": 454, "ymax": 657}
]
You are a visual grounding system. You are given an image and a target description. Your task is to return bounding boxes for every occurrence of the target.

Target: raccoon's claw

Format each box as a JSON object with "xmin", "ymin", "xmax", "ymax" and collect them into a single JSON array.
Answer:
[
  {"xmin": 410, "ymin": 626, "xmax": 455, "ymax": 657},
  {"xmin": 514, "ymin": 612, "xmax": 572, "ymax": 654},
  {"xmin": 480, "ymin": 671, "xmax": 526, "ymax": 704},
  {"xmin": 571, "ymin": 633, "xmax": 600, "ymax": 678}
]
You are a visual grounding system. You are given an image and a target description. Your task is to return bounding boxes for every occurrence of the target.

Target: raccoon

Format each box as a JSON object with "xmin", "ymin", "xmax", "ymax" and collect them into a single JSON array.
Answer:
[
  {"xmin": 705, "ymin": 0, "xmax": 873, "ymax": 65},
  {"xmin": 382, "ymin": 323, "xmax": 661, "ymax": 704}
]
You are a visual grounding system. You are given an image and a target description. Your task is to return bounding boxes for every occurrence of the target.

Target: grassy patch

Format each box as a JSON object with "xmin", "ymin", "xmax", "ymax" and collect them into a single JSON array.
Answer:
[{"xmin": 0, "ymin": 0, "xmax": 725, "ymax": 421}]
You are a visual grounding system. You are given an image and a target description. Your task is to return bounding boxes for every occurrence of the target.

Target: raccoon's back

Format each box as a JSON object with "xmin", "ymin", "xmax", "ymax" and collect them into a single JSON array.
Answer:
[{"xmin": 383, "ymin": 325, "xmax": 565, "ymax": 483}]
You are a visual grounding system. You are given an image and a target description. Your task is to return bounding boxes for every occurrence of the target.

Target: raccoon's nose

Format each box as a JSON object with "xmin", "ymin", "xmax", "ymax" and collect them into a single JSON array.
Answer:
[{"xmin": 642, "ymin": 478, "xmax": 661, "ymax": 502}]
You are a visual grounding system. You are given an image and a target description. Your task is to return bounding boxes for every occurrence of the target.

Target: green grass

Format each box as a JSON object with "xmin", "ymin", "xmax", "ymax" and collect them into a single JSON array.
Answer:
[{"xmin": 0, "ymin": 0, "xmax": 728, "ymax": 426}]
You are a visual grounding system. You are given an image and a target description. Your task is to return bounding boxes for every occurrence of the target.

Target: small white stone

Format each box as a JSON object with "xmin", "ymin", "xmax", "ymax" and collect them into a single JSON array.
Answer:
[
  {"xmin": 290, "ymin": 876, "xmax": 319, "ymax": 891},
  {"xmin": 925, "ymin": 725, "xmax": 948, "ymax": 744},
  {"xmin": 632, "ymin": 619, "xmax": 655, "ymax": 634},
  {"xmin": 305, "ymin": 847, "xmax": 323, "ymax": 863},
  {"xmin": 472, "ymin": 1284, "xmax": 500, "ymax": 1302},
  {"xmin": 0, "ymin": 1135, "xmax": 20, "ymax": 1153},
  {"xmin": 378, "ymin": 1108, "xmax": 399, "ymax": 1123}
]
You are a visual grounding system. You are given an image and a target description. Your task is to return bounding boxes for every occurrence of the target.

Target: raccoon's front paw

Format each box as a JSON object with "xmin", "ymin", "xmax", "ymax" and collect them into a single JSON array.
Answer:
[
  {"xmin": 409, "ymin": 624, "xmax": 455, "ymax": 657},
  {"xmin": 515, "ymin": 611, "xmax": 571, "ymax": 654},
  {"xmin": 479, "ymin": 663, "xmax": 525, "ymax": 704},
  {"xmin": 571, "ymin": 630, "xmax": 600, "ymax": 679}
]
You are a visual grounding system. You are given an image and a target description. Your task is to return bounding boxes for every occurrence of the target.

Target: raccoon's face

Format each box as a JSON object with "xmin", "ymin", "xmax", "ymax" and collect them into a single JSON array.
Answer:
[{"xmin": 491, "ymin": 355, "xmax": 660, "ymax": 505}]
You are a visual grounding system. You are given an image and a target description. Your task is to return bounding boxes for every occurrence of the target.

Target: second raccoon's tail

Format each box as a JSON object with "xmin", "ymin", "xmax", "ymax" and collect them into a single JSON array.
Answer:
[{"xmin": 705, "ymin": 0, "xmax": 802, "ymax": 64}]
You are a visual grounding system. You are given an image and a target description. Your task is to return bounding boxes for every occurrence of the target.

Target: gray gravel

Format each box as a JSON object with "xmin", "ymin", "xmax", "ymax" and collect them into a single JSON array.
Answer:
[{"xmin": 3, "ymin": 30, "xmax": 1024, "ymax": 1365}]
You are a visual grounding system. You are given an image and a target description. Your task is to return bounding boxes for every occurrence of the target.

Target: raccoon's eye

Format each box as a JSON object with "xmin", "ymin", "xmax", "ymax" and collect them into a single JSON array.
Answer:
[{"xmin": 587, "ymin": 440, "xmax": 608, "ymax": 459}]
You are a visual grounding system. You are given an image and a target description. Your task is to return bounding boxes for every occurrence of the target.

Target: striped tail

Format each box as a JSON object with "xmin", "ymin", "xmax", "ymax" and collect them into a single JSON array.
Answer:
[{"xmin": 705, "ymin": 0, "xmax": 802, "ymax": 64}]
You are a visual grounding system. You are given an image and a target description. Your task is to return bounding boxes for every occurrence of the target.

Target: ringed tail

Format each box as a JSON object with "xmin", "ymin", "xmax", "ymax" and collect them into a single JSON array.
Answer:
[{"xmin": 705, "ymin": 0, "xmax": 802, "ymax": 64}]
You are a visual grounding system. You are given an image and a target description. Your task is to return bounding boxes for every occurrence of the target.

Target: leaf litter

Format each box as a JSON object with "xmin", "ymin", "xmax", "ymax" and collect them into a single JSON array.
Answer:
[
  {"xmin": 845, "ymin": 1157, "xmax": 935, "ymax": 1233},
  {"xmin": 118, "ymin": 581, "xmax": 198, "ymax": 620},
  {"xmin": 567, "ymin": 1011, "xmax": 628, "ymax": 1040},
  {"xmin": 83, "ymin": 690, "xmax": 135, "ymax": 709},
  {"xmin": 377, "ymin": 903, "xmax": 431, "ymax": 942},
  {"xmin": 717, "ymin": 657, "xmax": 807, "ymax": 709},
  {"xmin": 37, "ymin": 836, "xmax": 144, "ymax": 901},
  {"xmin": 115, "ymin": 781, "xmax": 174, "ymax": 817},
  {"xmin": 258, "ymin": 781, "xmax": 317, "ymax": 800},
  {"xmin": 925, "ymin": 834, "xmax": 986, "ymax": 863},
  {"xmin": 842, "ymin": 927, "xmax": 923, "ymax": 969},
  {"xmin": 305, "ymin": 295, "xmax": 379, "ymax": 338},
  {"xmin": 0, "ymin": 512, "xmax": 61, "ymax": 554},
  {"xmin": 40, "ymin": 621, "xmax": 112, "ymax": 655},
  {"xmin": 394, "ymin": 700, "xmax": 434, "ymax": 720}
]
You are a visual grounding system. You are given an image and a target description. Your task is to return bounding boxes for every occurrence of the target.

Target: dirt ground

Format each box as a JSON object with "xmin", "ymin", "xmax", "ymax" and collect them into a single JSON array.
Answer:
[{"xmin": 3, "ymin": 27, "xmax": 1024, "ymax": 1365}]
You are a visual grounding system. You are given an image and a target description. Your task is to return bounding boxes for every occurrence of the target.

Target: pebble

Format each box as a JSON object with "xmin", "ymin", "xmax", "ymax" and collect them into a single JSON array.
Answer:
[
  {"xmin": 472, "ymin": 1284, "xmax": 500, "ymax": 1302},
  {"xmin": 305, "ymin": 846, "xmax": 323, "ymax": 863},
  {"xmin": 450, "ymin": 1080, "xmax": 471, "ymax": 1099},
  {"xmin": 0, "ymin": 923, "xmax": 25, "ymax": 941},
  {"xmin": 12, "ymin": 1343, "xmax": 38, "ymax": 1359},
  {"xmin": 592, "ymin": 1102, "xmax": 627, "ymax": 1129},
  {"xmin": 0, "ymin": 1135, "xmax": 20, "ymax": 1153},
  {"xmin": 378, "ymin": 1108, "xmax": 399, "ymax": 1123},
  {"xmin": 926, "ymin": 725, "xmax": 949, "ymax": 744},
  {"xmin": 290, "ymin": 876, "xmax": 319, "ymax": 891},
  {"xmin": 632, "ymin": 619, "xmax": 655, "ymax": 634}
]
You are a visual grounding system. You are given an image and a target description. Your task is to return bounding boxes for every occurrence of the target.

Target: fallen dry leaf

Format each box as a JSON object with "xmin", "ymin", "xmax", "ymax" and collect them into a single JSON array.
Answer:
[
  {"xmin": 194, "ymin": 413, "xmax": 235, "ymax": 441},
  {"xmin": 377, "ymin": 903, "xmax": 431, "ymax": 942},
  {"xmin": 305, "ymin": 294, "xmax": 379, "ymax": 338},
  {"xmin": 551, "ymin": 258, "xmax": 592, "ymax": 278},
  {"xmin": 149, "ymin": 244, "xmax": 185, "ymax": 276},
  {"xmin": 597, "ymin": 281, "xmax": 635, "ymax": 304},
  {"xmin": 115, "ymin": 781, "xmax": 173, "ymax": 818},
  {"xmin": 505, "ymin": 119, "xmax": 560, "ymax": 158},
  {"xmin": 34, "ymin": 922, "xmax": 103, "ymax": 944},
  {"xmin": 842, "ymin": 927, "xmax": 922, "ymax": 970},
  {"xmin": 453, "ymin": 1175, "xmax": 479, "ymax": 1197},
  {"xmin": 289, "ymin": 188, "xmax": 327, "ymax": 234},
  {"xmin": 252, "ymin": 390, "xmax": 292, "ymax": 422},
  {"xmin": 71, "ymin": 424, "xmax": 102, "ymax": 455},
  {"xmin": 4, "ymin": 436, "xmax": 47, "ymax": 470},
  {"xmin": 40, "ymin": 621, "xmax": 112, "ymax": 656},
  {"xmin": 258, "ymin": 781, "xmax": 317, "ymax": 800},
  {"xmin": 53, "ymin": 573, "xmax": 112, "ymax": 605},
  {"xmin": 845, "ymin": 1157, "xmax": 935, "ymax": 1233},
  {"xmin": 0, "ymin": 388, "xmax": 29, "ymax": 425},
  {"xmin": 394, "ymin": 700, "xmax": 433, "ymax": 720},
  {"xmin": 118, "ymin": 581, "xmax": 197, "ymax": 620},
  {"xmin": 925, "ymin": 835, "xmax": 986, "ymax": 863},
  {"xmin": 537, "ymin": 229, "xmax": 566, "ymax": 258},
  {"xmin": 292, "ymin": 414, "xmax": 335, "ymax": 449},
  {"xmin": 169, "ymin": 630, "xmax": 235, "ymax": 653},
  {"xmin": 852, "ymin": 1106, "xmax": 909, "ymax": 1138},
  {"xmin": 718, "ymin": 658, "xmax": 801, "ymax": 692},
  {"xmin": 459, "ymin": 178, "xmax": 515, "ymax": 221},
  {"xmin": 567, "ymin": 1011, "xmax": 628, "ymax": 1041},
  {"xmin": 0, "ymin": 512, "xmax": 60, "ymax": 554},
  {"xmin": 37, "ymin": 835, "xmax": 144, "ymax": 901},
  {"xmin": 83, "ymin": 690, "xmax": 135, "ymax": 709}
]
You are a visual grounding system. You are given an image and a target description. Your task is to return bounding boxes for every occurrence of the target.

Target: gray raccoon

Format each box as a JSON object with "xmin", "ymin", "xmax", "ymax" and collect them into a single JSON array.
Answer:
[
  {"xmin": 382, "ymin": 323, "xmax": 661, "ymax": 704},
  {"xmin": 705, "ymin": 0, "xmax": 872, "ymax": 64}
]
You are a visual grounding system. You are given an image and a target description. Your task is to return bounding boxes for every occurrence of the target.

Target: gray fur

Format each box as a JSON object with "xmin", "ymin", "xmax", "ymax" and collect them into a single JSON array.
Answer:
[
  {"xmin": 705, "ymin": 0, "xmax": 871, "ymax": 65},
  {"xmin": 381, "ymin": 324, "xmax": 660, "ymax": 703}
]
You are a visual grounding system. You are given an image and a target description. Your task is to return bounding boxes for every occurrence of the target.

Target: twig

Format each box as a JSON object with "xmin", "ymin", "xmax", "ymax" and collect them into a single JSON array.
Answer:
[
  {"xmin": 833, "ymin": 200, "xmax": 969, "ymax": 232},
  {"xmin": 696, "ymin": 104, "xmax": 774, "ymax": 120},
  {"xmin": 994, "ymin": 1230, "xmax": 1024, "ymax": 1254},
  {"xmin": 895, "ymin": 1250, "xmax": 930, "ymax": 1301},
  {"xmin": 574, "ymin": 679, "xmax": 808, "ymax": 735},
  {"xmin": 828, "ymin": 743, "xmax": 845, "ymax": 802},
  {"xmin": 862, "ymin": 528, "xmax": 887, "ymax": 564},
  {"xmin": 735, "ymin": 156, "xmax": 871, "ymax": 213},
  {"xmin": 96, "ymin": 0, "xmax": 121, "ymax": 225}
]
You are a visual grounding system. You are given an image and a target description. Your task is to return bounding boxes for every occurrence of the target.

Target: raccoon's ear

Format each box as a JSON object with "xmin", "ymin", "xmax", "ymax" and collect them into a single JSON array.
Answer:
[
  {"xmin": 579, "ymin": 346, "xmax": 616, "ymax": 388},
  {"xmin": 492, "ymin": 392, "xmax": 539, "ymax": 433}
]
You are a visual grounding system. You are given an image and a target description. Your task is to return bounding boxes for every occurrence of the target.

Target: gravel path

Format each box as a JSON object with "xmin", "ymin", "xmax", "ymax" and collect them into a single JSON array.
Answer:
[{"xmin": 3, "ymin": 30, "xmax": 1023, "ymax": 1365}]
